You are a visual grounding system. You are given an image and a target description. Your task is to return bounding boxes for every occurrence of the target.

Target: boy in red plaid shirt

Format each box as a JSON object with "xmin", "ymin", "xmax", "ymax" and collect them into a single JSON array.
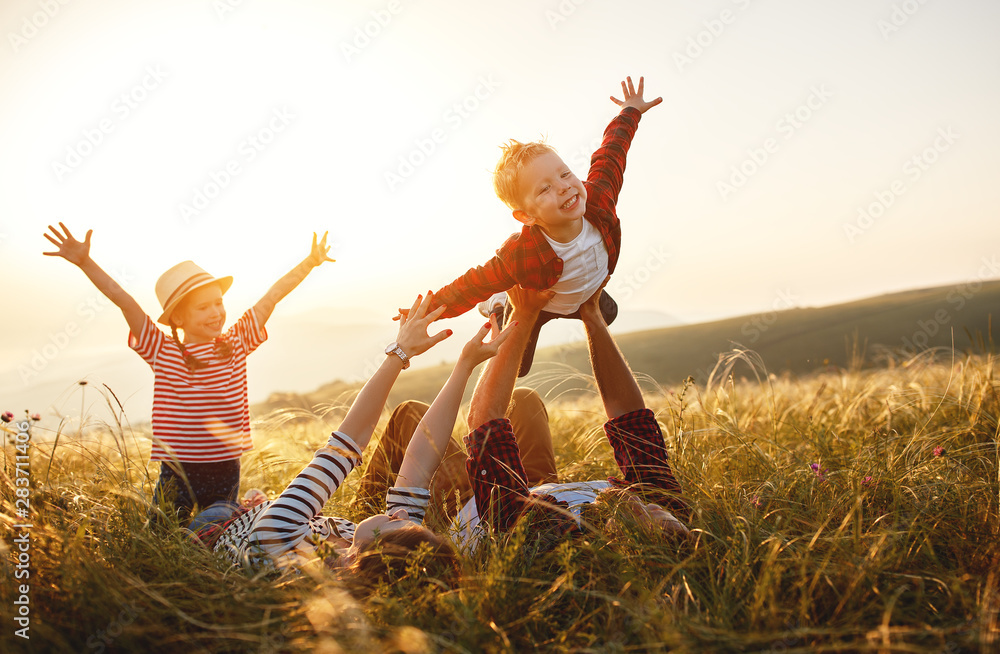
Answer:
[
  {"xmin": 463, "ymin": 283, "xmax": 689, "ymax": 547},
  {"xmin": 403, "ymin": 76, "xmax": 662, "ymax": 377}
]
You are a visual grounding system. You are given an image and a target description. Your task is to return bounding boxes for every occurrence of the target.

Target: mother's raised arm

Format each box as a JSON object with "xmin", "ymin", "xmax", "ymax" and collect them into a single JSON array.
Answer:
[
  {"xmin": 394, "ymin": 316, "xmax": 515, "ymax": 492},
  {"xmin": 337, "ymin": 292, "xmax": 451, "ymax": 451}
]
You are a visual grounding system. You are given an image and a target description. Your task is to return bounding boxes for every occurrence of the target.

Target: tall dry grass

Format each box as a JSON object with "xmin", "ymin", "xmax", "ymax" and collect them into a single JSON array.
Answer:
[{"xmin": 1, "ymin": 348, "xmax": 998, "ymax": 652}]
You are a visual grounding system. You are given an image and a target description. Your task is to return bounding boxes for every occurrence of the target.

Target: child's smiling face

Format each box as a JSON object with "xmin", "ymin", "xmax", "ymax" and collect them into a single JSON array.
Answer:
[
  {"xmin": 512, "ymin": 152, "xmax": 588, "ymax": 241},
  {"xmin": 172, "ymin": 283, "xmax": 226, "ymax": 343}
]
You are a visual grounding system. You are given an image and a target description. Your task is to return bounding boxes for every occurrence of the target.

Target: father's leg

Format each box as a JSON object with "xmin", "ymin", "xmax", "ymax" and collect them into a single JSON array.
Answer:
[{"xmin": 509, "ymin": 387, "xmax": 557, "ymax": 486}]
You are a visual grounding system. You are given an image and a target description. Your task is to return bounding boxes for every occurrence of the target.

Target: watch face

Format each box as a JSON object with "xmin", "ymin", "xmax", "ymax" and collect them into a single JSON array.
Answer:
[{"xmin": 385, "ymin": 342, "xmax": 408, "ymax": 368}]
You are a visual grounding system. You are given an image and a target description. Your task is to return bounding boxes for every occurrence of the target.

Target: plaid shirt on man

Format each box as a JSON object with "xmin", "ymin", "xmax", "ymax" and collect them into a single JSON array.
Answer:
[
  {"xmin": 432, "ymin": 106, "xmax": 642, "ymax": 319},
  {"xmin": 464, "ymin": 407, "xmax": 687, "ymax": 537}
]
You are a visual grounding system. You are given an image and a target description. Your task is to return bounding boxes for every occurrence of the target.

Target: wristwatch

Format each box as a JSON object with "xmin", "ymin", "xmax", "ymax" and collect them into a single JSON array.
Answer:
[{"xmin": 385, "ymin": 342, "xmax": 410, "ymax": 369}]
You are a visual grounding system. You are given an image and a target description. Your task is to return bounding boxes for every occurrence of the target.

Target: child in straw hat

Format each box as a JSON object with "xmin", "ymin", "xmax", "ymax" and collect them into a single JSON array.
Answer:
[{"xmin": 43, "ymin": 223, "xmax": 334, "ymax": 522}]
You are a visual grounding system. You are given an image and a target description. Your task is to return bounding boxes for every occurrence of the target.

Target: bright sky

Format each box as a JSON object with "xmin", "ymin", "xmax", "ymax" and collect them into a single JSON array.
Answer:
[{"xmin": 2, "ymin": 0, "xmax": 999, "ymax": 423}]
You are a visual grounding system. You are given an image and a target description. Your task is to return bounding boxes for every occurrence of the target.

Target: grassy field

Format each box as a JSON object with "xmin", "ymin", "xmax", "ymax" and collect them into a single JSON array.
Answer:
[
  {"xmin": 2, "ymin": 343, "xmax": 998, "ymax": 652},
  {"xmin": 253, "ymin": 280, "xmax": 1000, "ymax": 415}
]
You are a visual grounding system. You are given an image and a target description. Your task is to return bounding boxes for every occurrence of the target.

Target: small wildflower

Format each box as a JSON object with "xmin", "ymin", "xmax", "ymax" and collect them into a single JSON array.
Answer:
[
  {"xmin": 30, "ymin": 413, "xmax": 41, "ymax": 421},
  {"xmin": 1, "ymin": 411, "xmax": 12, "ymax": 423},
  {"xmin": 861, "ymin": 476, "xmax": 873, "ymax": 486},
  {"xmin": 810, "ymin": 463, "xmax": 819, "ymax": 472},
  {"xmin": 933, "ymin": 446, "xmax": 945, "ymax": 457},
  {"xmin": 750, "ymin": 495, "xmax": 762, "ymax": 507},
  {"xmin": 809, "ymin": 463, "xmax": 827, "ymax": 479}
]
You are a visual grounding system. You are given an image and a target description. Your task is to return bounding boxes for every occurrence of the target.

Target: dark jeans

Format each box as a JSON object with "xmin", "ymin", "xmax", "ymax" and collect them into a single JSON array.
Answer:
[{"xmin": 151, "ymin": 458, "xmax": 241, "ymax": 523}]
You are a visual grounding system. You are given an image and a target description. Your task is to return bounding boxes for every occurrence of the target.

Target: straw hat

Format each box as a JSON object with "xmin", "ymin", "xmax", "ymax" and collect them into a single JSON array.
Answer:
[{"xmin": 155, "ymin": 261, "xmax": 233, "ymax": 325}]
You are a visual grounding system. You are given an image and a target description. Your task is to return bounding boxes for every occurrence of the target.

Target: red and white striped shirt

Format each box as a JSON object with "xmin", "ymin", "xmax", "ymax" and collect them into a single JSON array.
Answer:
[{"xmin": 130, "ymin": 309, "xmax": 268, "ymax": 463}]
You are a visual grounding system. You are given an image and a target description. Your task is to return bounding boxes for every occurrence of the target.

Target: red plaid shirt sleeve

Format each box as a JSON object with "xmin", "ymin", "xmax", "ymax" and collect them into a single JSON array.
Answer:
[
  {"xmin": 587, "ymin": 106, "xmax": 640, "ymax": 204},
  {"xmin": 605, "ymin": 408, "xmax": 689, "ymax": 519},
  {"xmin": 465, "ymin": 418, "xmax": 576, "ymax": 535},
  {"xmin": 431, "ymin": 237, "xmax": 520, "ymax": 319},
  {"xmin": 464, "ymin": 418, "xmax": 531, "ymax": 532},
  {"xmin": 583, "ymin": 106, "xmax": 641, "ymax": 274}
]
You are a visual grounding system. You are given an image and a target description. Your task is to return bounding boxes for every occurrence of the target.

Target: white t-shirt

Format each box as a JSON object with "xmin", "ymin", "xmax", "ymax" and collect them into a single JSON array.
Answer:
[
  {"xmin": 541, "ymin": 220, "xmax": 609, "ymax": 315},
  {"xmin": 450, "ymin": 480, "xmax": 611, "ymax": 551}
]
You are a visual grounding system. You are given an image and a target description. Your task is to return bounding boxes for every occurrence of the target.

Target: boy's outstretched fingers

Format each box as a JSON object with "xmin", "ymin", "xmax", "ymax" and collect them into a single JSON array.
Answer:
[{"xmin": 610, "ymin": 75, "xmax": 662, "ymax": 114}]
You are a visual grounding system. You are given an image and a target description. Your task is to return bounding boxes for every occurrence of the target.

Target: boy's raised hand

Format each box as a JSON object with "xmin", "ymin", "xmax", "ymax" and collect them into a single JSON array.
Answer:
[
  {"xmin": 307, "ymin": 231, "xmax": 336, "ymax": 267},
  {"xmin": 610, "ymin": 76, "xmax": 662, "ymax": 115},
  {"xmin": 43, "ymin": 222, "xmax": 92, "ymax": 266}
]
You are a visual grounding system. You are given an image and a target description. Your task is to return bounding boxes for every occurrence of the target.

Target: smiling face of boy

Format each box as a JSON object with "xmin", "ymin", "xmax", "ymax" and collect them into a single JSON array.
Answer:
[
  {"xmin": 513, "ymin": 152, "xmax": 588, "ymax": 243},
  {"xmin": 172, "ymin": 283, "xmax": 226, "ymax": 343}
]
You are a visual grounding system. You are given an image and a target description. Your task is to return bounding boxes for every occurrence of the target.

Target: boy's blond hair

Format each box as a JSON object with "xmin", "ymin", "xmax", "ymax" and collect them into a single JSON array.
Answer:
[{"xmin": 493, "ymin": 139, "xmax": 559, "ymax": 211}]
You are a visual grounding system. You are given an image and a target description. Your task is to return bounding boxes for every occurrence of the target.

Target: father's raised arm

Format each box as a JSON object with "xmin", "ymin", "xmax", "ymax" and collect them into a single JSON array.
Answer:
[
  {"xmin": 464, "ymin": 286, "xmax": 553, "ymax": 532},
  {"xmin": 467, "ymin": 286, "xmax": 552, "ymax": 431}
]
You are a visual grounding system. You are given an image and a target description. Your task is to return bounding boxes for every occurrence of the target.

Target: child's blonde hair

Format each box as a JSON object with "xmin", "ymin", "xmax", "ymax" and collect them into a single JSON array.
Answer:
[{"xmin": 493, "ymin": 139, "xmax": 559, "ymax": 211}]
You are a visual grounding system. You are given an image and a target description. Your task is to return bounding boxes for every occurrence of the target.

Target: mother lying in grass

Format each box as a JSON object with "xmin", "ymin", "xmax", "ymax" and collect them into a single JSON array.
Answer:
[{"xmin": 192, "ymin": 293, "xmax": 513, "ymax": 585}]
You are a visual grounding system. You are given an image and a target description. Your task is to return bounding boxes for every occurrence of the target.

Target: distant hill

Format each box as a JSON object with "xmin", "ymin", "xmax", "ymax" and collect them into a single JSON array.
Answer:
[{"xmin": 252, "ymin": 280, "xmax": 1000, "ymax": 416}]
